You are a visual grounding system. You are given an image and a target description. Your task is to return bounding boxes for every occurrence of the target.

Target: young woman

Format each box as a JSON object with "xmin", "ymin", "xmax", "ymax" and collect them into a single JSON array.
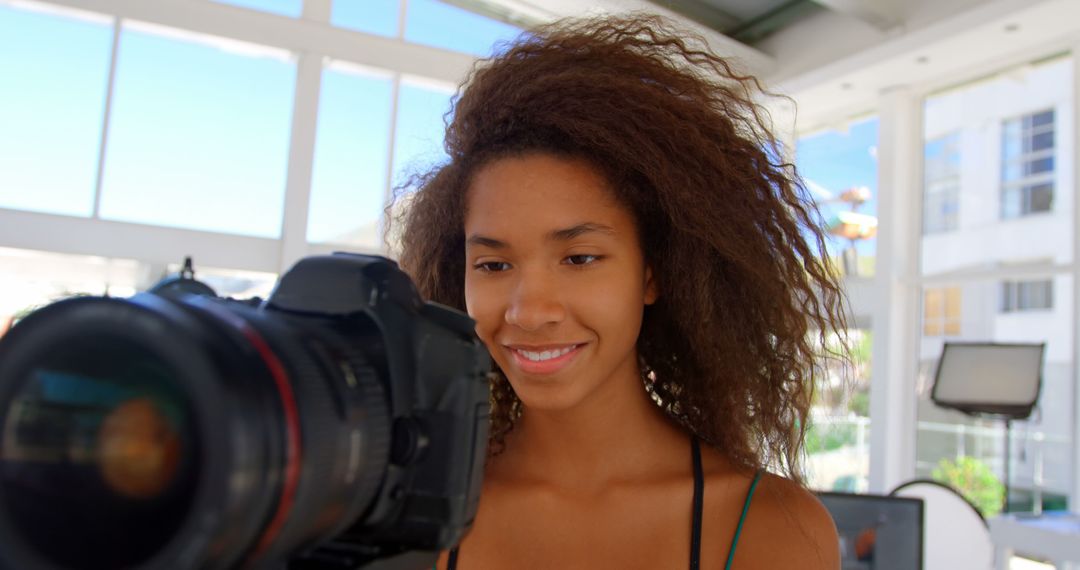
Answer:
[{"xmin": 396, "ymin": 14, "xmax": 847, "ymax": 569}]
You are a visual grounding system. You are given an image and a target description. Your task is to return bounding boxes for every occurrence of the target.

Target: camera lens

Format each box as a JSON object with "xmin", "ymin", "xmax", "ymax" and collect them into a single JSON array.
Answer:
[
  {"xmin": 0, "ymin": 291, "xmax": 396, "ymax": 570},
  {"xmin": 1, "ymin": 333, "xmax": 199, "ymax": 569}
]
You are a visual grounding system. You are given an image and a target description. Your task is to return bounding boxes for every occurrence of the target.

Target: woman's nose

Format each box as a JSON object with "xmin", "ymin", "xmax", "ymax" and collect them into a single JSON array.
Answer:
[{"xmin": 504, "ymin": 270, "xmax": 565, "ymax": 331}]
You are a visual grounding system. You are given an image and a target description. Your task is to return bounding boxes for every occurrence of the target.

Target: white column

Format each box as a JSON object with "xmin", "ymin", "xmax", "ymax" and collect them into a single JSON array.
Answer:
[
  {"xmin": 868, "ymin": 85, "xmax": 922, "ymax": 493},
  {"xmin": 277, "ymin": 37, "xmax": 324, "ymax": 273},
  {"xmin": 277, "ymin": 0, "xmax": 333, "ymax": 273},
  {"xmin": 1071, "ymin": 43, "xmax": 1080, "ymax": 511}
]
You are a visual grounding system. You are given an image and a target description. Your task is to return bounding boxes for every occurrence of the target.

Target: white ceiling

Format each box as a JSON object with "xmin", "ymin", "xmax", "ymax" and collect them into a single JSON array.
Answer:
[
  {"xmin": 490, "ymin": 0, "xmax": 1080, "ymax": 132},
  {"xmin": 765, "ymin": 0, "xmax": 1080, "ymax": 130}
]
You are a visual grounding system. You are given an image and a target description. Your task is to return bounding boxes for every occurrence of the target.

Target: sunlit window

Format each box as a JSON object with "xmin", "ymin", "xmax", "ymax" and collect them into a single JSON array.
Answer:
[
  {"xmin": 392, "ymin": 80, "xmax": 454, "ymax": 189},
  {"xmin": 405, "ymin": 0, "xmax": 520, "ymax": 57},
  {"xmin": 0, "ymin": 3, "xmax": 112, "ymax": 217},
  {"xmin": 1000, "ymin": 279, "xmax": 1053, "ymax": 312},
  {"xmin": 308, "ymin": 63, "xmax": 394, "ymax": 248},
  {"xmin": 332, "ymin": 0, "xmax": 399, "ymax": 37},
  {"xmin": 100, "ymin": 23, "xmax": 296, "ymax": 237},
  {"xmin": 923, "ymin": 287, "xmax": 961, "ymax": 336},
  {"xmin": 796, "ymin": 117, "xmax": 880, "ymax": 277},
  {"xmin": 1001, "ymin": 109, "xmax": 1055, "ymax": 219}
]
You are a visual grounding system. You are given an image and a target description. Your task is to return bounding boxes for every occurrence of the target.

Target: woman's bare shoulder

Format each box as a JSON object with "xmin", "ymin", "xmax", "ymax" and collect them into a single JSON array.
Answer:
[{"xmin": 730, "ymin": 471, "xmax": 840, "ymax": 569}]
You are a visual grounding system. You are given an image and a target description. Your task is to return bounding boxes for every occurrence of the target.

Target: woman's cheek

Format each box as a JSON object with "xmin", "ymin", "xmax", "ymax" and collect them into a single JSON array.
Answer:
[{"xmin": 464, "ymin": 280, "xmax": 499, "ymax": 345}]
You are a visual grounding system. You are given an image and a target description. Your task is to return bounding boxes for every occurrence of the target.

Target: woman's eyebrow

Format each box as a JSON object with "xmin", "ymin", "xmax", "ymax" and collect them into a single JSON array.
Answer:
[
  {"xmin": 466, "ymin": 223, "xmax": 616, "ymax": 249},
  {"xmin": 548, "ymin": 223, "xmax": 616, "ymax": 241},
  {"xmin": 465, "ymin": 234, "xmax": 507, "ymax": 249}
]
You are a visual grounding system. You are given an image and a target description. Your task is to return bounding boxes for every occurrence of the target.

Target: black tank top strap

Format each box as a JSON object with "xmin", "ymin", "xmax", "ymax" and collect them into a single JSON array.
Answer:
[
  {"xmin": 690, "ymin": 435, "xmax": 704, "ymax": 570},
  {"xmin": 446, "ymin": 545, "xmax": 460, "ymax": 570}
]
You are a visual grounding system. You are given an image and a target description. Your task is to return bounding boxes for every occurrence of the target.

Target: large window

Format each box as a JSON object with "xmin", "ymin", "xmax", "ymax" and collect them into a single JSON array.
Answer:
[
  {"xmin": 392, "ymin": 79, "xmax": 454, "ymax": 189},
  {"xmin": 101, "ymin": 24, "xmax": 296, "ymax": 237},
  {"xmin": 923, "ymin": 286, "xmax": 961, "ymax": 336},
  {"xmin": 405, "ymin": 0, "xmax": 521, "ymax": 57},
  {"xmin": 0, "ymin": 4, "xmax": 112, "ymax": 217},
  {"xmin": 0, "ymin": 246, "xmax": 276, "ymax": 340},
  {"xmin": 1001, "ymin": 279, "xmax": 1054, "ymax": 313},
  {"xmin": 805, "ymin": 328, "xmax": 872, "ymax": 493},
  {"xmin": 308, "ymin": 63, "xmax": 394, "ymax": 248},
  {"xmin": 332, "ymin": 0, "xmax": 400, "ymax": 37},
  {"xmin": 1001, "ymin": 109, "xmax": 1055, "ymax": 219},
  {"xmin": 796, "ymin": 116, "xmax": 880, "ymax": 277},
  {"xmin": 1, "ymin": 0, "xmax": 518, "ymax": 312},
  {"xmin": 796, "ymin": 115, "xmax": 878, "ymax": 492}
]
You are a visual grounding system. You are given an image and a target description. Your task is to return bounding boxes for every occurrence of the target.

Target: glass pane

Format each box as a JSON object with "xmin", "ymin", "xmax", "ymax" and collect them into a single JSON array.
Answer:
[
  {"xmin": 806, "ymin": 328, "xmax": 872, "ymax": 492},
  {"xmin": 392, "ymin": 80, "xmax": 453, "ymax": 189},
  {"xmin": 404, "ymin": 0, "xmax": 521, "ymax": 57},
  {"xmin": 0, "ymin": 4, "xmax": 112, "ymax": 216},
  {"xmin": 0, "ymin": 246, "xmax": 277, "ymax": 340},
  {"xmin": 795, "ymin": 116, "xmax": 879, "ymax": 277},
  {"xmin": 1028, "ymin": 157, "xmax": 1053, "ymax": 175},
  {"xmin": 210, "ymin": 0, "xmax": 301, "ymax": 18},
  {"xmin": 162, "ymin": 261, "xmax": 276, "ymax": 300},
  {"xmin": 0, "ymin": 246, "xmax": 142, "ymax": 334},
  {"xmin": 308, "ymin": 64, "xmax": 394, "ymax": 247},
  {"xmin": 100, "ymin": 24, "xmax": 296, "ymax": 237},
  {"xmin": 916, "ymin": 276, "xmax": 1073, "ymax": 515},
  {"xmin": 1002, "ymin": 161, "xmax": 1023, "ymax": 182},
  {"xmin": 1031, "ymin": 109, "xmax": 1054, "ymax": 127},
  {"xmin": 1031, "ymin": 131, "xmax": 1054, "ymax": 152},
  {"xmin": 945, "ymin": 287, "xmax": 962, "ymax": 319},
  {"xmin": 1028, "ymin": 183, "xmax": 1053, "ymax": 213},
  {"xmin": 332, "ymin": 0, "xmax": 399, "ymax": 37}
]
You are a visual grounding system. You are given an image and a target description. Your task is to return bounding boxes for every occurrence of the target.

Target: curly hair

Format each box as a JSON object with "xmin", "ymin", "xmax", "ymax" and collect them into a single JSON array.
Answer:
[{"xmin": 394, "ymin": 14, "xmax": 848, "ymax": 483}]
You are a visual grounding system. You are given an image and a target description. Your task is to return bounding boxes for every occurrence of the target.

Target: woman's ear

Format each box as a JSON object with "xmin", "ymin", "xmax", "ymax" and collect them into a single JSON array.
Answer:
[{"xmin": 644, "ymin": 266, "xmax": 659, "ymax": 305}]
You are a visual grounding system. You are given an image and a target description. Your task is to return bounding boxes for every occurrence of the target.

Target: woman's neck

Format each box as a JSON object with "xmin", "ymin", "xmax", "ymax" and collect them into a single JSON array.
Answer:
[{"xmin": 490, "ymin": 366, "xmax": 690, "ymax": 494}]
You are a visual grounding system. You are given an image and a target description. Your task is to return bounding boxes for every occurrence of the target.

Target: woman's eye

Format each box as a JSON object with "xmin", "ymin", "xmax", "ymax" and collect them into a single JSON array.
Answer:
[
  {"xmin": 474, "ymin": 261, "xmax": 511, "ymax": 272},
  {"xmin": 565, "ymin": 254, "xmax": 600, "ymax": 266}
]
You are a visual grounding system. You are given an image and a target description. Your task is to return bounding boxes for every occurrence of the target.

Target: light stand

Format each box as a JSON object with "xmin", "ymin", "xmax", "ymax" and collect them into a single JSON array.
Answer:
[{"xmin": 930, "ymin": 342, "xmax": 1045, "ymax": 513}]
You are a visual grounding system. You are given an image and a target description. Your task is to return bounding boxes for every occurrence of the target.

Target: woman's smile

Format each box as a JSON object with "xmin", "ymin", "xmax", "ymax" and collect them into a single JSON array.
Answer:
[{"xmin": 505, "ymin": 342, "xmax": 586, "ymax": 375}]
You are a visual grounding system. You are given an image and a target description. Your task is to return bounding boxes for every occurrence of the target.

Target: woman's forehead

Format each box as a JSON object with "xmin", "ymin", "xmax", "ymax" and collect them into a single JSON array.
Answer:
[{"xmin": 463, "ymin": 153, "xmax": 633, "ymax": 234}]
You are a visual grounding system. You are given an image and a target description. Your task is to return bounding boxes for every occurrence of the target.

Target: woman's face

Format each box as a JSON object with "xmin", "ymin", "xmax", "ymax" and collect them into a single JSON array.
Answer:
[{"xmin": 463, "ymin": 153, "xmax": 657, "ymax": 412}]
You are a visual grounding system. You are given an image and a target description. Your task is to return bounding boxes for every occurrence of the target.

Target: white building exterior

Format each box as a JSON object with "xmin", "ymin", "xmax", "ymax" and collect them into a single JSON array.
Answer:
[{"xmin": 918, "ymin": 57, "xmax": 1075, "ymax": 503}]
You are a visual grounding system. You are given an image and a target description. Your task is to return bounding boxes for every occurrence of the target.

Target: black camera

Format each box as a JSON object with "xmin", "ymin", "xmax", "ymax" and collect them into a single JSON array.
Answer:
[{"xmin": 0, "ymin": 253, "xmax": 491, "ymax": 570}]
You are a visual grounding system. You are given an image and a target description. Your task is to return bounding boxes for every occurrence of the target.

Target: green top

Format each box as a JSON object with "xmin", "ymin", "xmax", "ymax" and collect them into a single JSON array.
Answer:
[{"xmin": 725, "ymin": 468, "xmax": 763, "ymax": 569}]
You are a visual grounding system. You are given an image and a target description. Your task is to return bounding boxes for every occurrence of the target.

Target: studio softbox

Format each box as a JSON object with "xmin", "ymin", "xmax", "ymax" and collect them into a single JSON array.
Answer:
[{"xmin": 930, "ymin": 342, "xmax": 1044, "ymax": 420}]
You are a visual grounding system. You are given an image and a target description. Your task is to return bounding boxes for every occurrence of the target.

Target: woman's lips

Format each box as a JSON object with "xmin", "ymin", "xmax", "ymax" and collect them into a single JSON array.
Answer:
[{"xmin": 506, "ymin": 343, "xmax": 584, "ymax": 375}]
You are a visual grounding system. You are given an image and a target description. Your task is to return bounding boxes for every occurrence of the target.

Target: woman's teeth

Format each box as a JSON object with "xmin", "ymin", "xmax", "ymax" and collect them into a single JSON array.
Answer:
[{"xmin": 516, "ymin": 345, "xmax": 576, "ymax": 362}]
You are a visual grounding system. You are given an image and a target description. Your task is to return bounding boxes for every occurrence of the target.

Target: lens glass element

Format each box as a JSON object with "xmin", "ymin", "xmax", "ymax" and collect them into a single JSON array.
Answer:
[{"xmin": 0, "ymin": 333, "xmax": 200, "ymax": 569}]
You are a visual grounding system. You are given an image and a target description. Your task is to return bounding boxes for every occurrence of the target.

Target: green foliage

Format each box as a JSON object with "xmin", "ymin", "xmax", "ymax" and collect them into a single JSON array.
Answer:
[
  {"xmin": 806, "ymin": 422, "xmax": 857, "ymax": 455},
  {"xmin": 848, "ymin": 390, "xmax": 870, "ymax": 417},
  {"xmin": 931, "ymin": 456, "xmax": 1005, "ymax": 518}
]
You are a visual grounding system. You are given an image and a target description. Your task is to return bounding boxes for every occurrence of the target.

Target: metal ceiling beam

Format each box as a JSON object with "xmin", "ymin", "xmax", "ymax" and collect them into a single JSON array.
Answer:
[
  {"xmin": 724, "ymin": 0, "xmax": 824, "ymax": 44},
  {"xmin": 640, "ymin": 0, "xmax": 743, "ymax": 30},
  {"xmin": 809, "ymin": 0, "xmax": 902, "ymax": 30}
]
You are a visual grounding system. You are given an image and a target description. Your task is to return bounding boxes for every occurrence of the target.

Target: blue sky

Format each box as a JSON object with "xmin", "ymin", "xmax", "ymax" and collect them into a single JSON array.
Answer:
[{"xmin": 796, "ymin": 117, "xmax": 880, "ymax": 261}]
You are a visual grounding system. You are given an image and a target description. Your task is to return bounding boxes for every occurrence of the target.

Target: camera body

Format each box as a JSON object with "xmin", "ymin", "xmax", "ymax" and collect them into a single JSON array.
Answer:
[
  {"xmin": 274, "ymin": 254, "xmax": 491, "ymax": 569},
  {"xmin": 0, "ymin": 254, "xmax": 491, "ymax": 570}
]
